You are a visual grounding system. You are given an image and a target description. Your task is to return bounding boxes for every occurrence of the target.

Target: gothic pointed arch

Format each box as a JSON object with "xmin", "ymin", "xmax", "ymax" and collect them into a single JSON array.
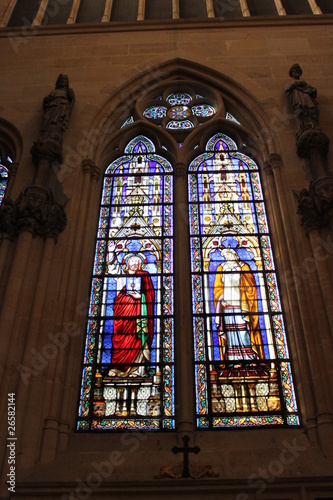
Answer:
[
  {"xmin": 83, "ymin": 59, "xmax": 281, "ymax": 165},
  {"xmin": 78, "ymin": 132, "xmax": 176, "ymax": 431},
  {"xmin": 77, "ymin": 61, "xmax": 299, "ymax": 432}
]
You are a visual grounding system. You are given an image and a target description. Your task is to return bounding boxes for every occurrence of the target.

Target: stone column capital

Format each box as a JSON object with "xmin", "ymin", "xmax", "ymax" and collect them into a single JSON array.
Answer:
[
  {"xmin": 82, "ymin": 159, "xmax": 100, "ymax": 180},
  {"xmin": 296, "ymin": 130, "xmax": 330, "ymax": 159},
  {"xmin": 294, "ymin": 177, "xmax": 333, "ymax": 232},
  {"xmin": 0, "ymin": 186, "xmax": 67, "ymax": 241}
]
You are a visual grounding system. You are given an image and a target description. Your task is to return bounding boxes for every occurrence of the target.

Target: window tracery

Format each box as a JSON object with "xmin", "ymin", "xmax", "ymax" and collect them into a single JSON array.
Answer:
[{"xmin": 78, "ymin": 84, "xmax": 299, "ymax": 431}]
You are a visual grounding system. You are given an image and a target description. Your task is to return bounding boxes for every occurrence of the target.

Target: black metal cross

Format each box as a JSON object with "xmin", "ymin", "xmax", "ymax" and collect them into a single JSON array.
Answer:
[{"xmin": 172, "ymin": 435, "xmax": 200, "ymax": 478}]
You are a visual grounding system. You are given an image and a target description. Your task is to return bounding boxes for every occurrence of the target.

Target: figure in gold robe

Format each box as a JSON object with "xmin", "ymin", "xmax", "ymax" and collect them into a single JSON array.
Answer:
[{"xmin": 213, "ymin": 248, "xmax": 264, "ymax": 361}]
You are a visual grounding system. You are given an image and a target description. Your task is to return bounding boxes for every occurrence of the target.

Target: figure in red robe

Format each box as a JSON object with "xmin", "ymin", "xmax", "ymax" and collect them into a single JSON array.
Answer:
[{"xmin": 108, "ymin": 253, "xmax": 155, "ymax": 378}]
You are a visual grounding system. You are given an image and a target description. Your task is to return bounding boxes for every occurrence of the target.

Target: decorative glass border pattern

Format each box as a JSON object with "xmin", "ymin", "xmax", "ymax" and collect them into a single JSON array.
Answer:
[
  {"xmin": 189, "ymin": 133, "xmax": 299, "ymax": 429},
  {"xmin": 78, "ymin": 135, "xmax": 175, "ymax": 431}
]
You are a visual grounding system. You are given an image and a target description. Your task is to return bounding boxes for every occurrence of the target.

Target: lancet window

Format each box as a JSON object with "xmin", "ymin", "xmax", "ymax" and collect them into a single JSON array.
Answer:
[
  {"xmin": 189, "ymin": 133, "xmax": 299, "ymax": 428},
  {"xmin": 78, "ymin": 135, "xmax": 175, "ymax": 431}
]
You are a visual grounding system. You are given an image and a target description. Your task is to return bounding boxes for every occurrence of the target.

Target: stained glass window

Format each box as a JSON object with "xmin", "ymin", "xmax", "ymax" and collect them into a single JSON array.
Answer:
[
  {"xmin": 166, "ymin": 120, "xmax": 194, "ymax": 130},
  {"xmin": 226, "ymin": 112, "xmax": 241, "ymax": 125},
  {"xmin": 189, "ymin": 133, "xmax": 298, "ymax": 429},
  {"xmin": 121, "ymin": 116, "xmax": 135, "ymax": 128},
  {"xmin": 0, "ymin": 162, "xmax": 9, "ymax": 205},
  {"xmin": 166, "ymin": 93, "xmax": 192, "ymax": 106},
  {"xmin": 143, "ymin": 107, "xmax": 167, "ymax": 119},
  {"xmin": 78, "ymin": 135, "xmax": 175, "ymax": 431},
  {"xmin": 142, "ymin": 91, "xmax": 217, "ymax": 131},
  {"xmin": 192, "ymin": 104, "xmax": 216, "ymax": 118}
]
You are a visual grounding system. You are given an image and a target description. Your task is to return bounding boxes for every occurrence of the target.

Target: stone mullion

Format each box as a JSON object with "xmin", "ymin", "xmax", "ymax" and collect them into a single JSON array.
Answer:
[
  {"xmin": 0, "ymin": 0, "xmax": 17, "ymax": 27},
  {"xmin": 174, "ymin": 162, "xmax": 195, "ymax": 442},
  {"xmin": 15, "ymin": 237, "xmax": 56, "ymax": 468},
  {"xmin": 271, "ymin": 156, "xmax": 333, "ymax": 451},
  {"xmin": 58, "ymin": 165, "xmax": 101, "ymax": 452},
  {"xmin": 263, "ymin": 157, "xmax": 316, "ymax": 427},
  {"xmin": 40, "ymin": 160, "xmax": 95, "ymax": 463}
]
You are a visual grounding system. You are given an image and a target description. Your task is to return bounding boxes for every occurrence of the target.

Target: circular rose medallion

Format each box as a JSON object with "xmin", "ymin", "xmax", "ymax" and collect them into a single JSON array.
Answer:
[{"xmin": 167, "ymin": 106, "xmax": 191, "ymax": 121}]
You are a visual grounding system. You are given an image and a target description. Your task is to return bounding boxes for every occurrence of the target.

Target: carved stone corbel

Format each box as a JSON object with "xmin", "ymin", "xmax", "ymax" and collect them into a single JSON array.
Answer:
[
  {"xmin": 0, "ymin": 186, "xmax": 66, "ymax": 241},
  {"xmin": 294, "ymin": 178, "xmax": 333, "ymax": 232}
]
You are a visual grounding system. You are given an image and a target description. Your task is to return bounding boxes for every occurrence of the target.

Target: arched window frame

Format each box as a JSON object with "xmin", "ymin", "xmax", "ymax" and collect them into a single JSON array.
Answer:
[{"xmin": 77, "ymin": 77, "xmax": 299, "ymax": 432}]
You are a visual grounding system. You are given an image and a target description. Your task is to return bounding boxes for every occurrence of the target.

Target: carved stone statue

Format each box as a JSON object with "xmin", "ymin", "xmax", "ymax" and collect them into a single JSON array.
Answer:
[
  {"xmin": 31, "ymin": 74, "xmax": 75, "ymax": 166},
  {"xmin": 40, "ymin": 74, "xmax": 75, "ymax": 144},
  {"xmin": 285, "ymin": 64, "xmax": 320, "ymax": 139}
]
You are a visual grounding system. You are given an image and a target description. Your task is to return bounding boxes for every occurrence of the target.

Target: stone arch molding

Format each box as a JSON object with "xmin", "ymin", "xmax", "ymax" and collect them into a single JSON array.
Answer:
[
  {"xmin": 82, "ymin": 58, "xmax": 281, "ymax": 172},
  {"xmin": 0, "ymin": 117, "xmax": 23, "ymax": 167}
]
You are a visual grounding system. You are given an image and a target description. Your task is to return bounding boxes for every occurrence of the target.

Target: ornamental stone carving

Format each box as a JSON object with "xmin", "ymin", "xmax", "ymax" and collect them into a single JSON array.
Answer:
[
  {"xmin": 31, "ymin": 74, "xmax": 75, "ymax": 166},
  {"xmin": 174, "ymin": 162, "xmax": 187, "ymax": 178},
  {"xmin": 0, "ymin": 198, "xmax": 18, "ymax": 240},
  {"xmin": 286, "ymin": 65, "xmax": 333, "ymax": 230},
  {"xmin": 285, "ymin": 64, "xmax": 320, "ymax": 139},
  {"xmin": 294, "ymin": 178, "xmax": 333, "ymax": 232},
  {"xmin": 0, "ymin": 186, "xmax": 66, "ymax": 241},
  {"xmin": 82, "ymin": 159, "xmax": 101, "ymax": 180}
]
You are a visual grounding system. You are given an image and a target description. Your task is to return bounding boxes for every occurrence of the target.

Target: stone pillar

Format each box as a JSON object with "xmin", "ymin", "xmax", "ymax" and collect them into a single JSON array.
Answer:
[
  {"xmin": 173, "ymin": 162, "xmax": 195, "ymax": 443},
  {"xmin": 0, "ymin": 185, "xmax": 67, "ymax": 475},
  {"xmin": 15, "ymin": 236, "xmax": 57, "ymax": 467},
  {"xmin": 285, "ymin": 66, "xmax": 333, "ymax": 455},
  {"xmin": 58, "ymin": 162, "xmax": 101, "ymax": 452},
  {"xmin": 40, "ymin": 160, "xmax": 98, "ymax": 463}
]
